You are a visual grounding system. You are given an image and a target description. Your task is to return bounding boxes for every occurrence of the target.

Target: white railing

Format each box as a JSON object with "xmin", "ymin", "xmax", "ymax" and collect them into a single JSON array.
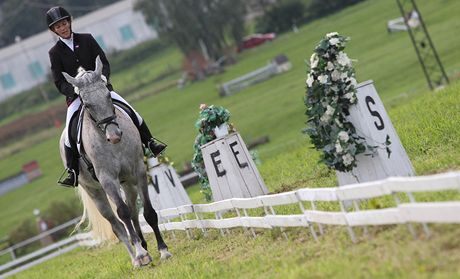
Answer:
[
  {"xmin": 0, "ymin": 232, "xmax": 96, "ymax": 278},
  {"xmin": 0, "ymin": 217, "xmax": 81, "ymax": 261},
  {"xmin": 2, "ymin": 171, "xmax": 459, "ymax": 277},
  {"xmin": 143, "ymin": 171, "xmax": 460, "ymax": 243}
]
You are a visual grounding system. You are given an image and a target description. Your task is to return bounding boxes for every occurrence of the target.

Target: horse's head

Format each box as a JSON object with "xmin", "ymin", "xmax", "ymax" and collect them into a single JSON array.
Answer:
[{"xmin": 63, "ymin": 56, "xmax": 122, "ymax": 144}]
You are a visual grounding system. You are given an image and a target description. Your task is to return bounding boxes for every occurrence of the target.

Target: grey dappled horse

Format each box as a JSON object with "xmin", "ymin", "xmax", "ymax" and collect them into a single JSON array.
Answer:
[{"xmin": 59, "ymin": 56, "xmax": 172, "ymax": 267}]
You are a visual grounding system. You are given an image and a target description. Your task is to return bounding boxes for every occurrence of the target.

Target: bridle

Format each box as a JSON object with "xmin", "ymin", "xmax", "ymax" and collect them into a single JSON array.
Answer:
[{"xmin": 84, "ymin": 103, "xmax": 119, "ymax": 134}]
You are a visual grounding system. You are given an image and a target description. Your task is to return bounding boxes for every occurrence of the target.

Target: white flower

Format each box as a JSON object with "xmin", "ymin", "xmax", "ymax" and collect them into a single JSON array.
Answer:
[
  {"xmin": 320, "ymin": 114, "xmax": 330, "ymax": 123},
  {"xmin": 318, "ymin": 75, "xmax": 328, "ymax": 84},
  {"xmin": 337, "ymin": 52, "xmax": 351, "ymax": 66},
  {"xmin": 331, "ymin": 70, "xmax": 341, "ymax": 81},
  {"xmin": 306, "ymin": 74, "xmax": 314, "ymax": 87},
  {"xmin": 326, "ymin": 32, "xmax": 338, "ymax": 38},
  {"xmin": 340, "ymin": 72, "xmax": 348, "ymax": 80},
  {"xmin": 338, "ymin": 131, "xmax": 349, "ymax": 142},
  {"xmin": 320, "ymin": 105, "xmax": 335, "ymax": 123},
  {"xmin": 344, "ymin": 92, "xmax": 354, "ymax": 100},
  {"xmin": 310, "ymin": 53, "xmax": 318, "ymax": 68},
  {"xmin": 326, "ymin": 61, "xmax": 334, "ymax": 71},
  {"xmin": 349, "ymin": 77, "xmax": 357, "ymax": 86},
  {"xmin": 342, "ymin": 154, "xmax": 354, "ymax": 166},
  {"xmin": 335, "ymin": 142, "xmax": 343, "ymax": 153},
  {"xmin": 325, "ymin": 105, "xmax": 335, "ymax": 116},
  {"xmin": 329, "ymin": 37, "xmax": 340, "ymax": 46}
]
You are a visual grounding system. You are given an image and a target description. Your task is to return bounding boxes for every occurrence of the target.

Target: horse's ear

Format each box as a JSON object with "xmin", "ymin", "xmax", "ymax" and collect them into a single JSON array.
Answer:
[
  {"xmin": 94, "ymin": 56, "xmax": 102, "ymax": 77},
  {"xmin": 62, "ymin": 72, "xmax": 77, "ymax": 85}
]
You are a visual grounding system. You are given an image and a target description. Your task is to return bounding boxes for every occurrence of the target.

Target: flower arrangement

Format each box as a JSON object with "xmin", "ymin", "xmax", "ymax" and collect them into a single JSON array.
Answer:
[
  {"xmin": 303, "ymin": 32, "xmax": 390, "ymax": 172},
  {"xmin": 192, "ymin": 104, "xmax": 233, "ymax": 201}
]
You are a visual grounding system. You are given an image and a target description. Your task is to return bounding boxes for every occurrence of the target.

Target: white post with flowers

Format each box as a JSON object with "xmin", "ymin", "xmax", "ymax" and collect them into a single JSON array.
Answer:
[
  {"xmin": 304, "ymin": 32, "xmax": 414, "ymax": 187},
  {"xmin": 336, "ymin": 80, "xmax": 414, "ymax": 185}
]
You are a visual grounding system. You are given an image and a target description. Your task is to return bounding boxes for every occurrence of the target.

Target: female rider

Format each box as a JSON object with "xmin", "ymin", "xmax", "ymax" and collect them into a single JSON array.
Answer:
[{"xmin": 47, "ymin": 6, "xmax": 166, "ymax": 187}]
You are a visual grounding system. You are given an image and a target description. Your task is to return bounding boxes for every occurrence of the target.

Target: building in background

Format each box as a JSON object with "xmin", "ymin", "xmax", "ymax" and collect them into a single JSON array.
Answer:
[{"xmin": 0, "ymin": 0, "xmax": 157, "ymax": 103}]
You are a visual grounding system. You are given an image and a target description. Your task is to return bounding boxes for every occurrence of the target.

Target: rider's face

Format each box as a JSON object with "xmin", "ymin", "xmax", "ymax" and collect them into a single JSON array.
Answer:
[{"xmin": 52, "ymin": 19, "xmax": 71, "ymax": 39}]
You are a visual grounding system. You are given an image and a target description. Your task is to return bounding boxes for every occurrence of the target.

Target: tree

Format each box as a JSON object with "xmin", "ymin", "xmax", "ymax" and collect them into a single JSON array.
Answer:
[
  {"xmin": 135, "ymin": 0, "xmax": 247, "ymax": 60},
  {"xmin": 255, "ymin": 0, "xmax": 306, "ymax": 34}
]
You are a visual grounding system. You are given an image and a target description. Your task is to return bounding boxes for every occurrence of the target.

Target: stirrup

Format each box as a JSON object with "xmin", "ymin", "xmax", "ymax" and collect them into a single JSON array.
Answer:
[
  {"xmin": 147, "ymin": 138, "xmax": 167, "ymax": 158},
  {"xmin": 57, "ymin": 168, "xmax": 78, "ymax": 188}
]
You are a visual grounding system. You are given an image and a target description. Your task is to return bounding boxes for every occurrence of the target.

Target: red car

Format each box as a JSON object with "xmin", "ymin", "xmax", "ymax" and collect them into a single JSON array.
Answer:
[{"xmin": 237, "ymin": 33, "xmax": 276, "ymax": 52}]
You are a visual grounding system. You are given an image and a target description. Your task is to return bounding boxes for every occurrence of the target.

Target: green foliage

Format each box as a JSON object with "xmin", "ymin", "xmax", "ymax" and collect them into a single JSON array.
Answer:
[
  {"xmin": 0, "ymin": 82, "xmax": 60, "ymax": 123},
  {"xmin": 308, "ymin": 0, "xmax": 365, "ymax": 21},
  {"xmin": 135, "ymin": 0, "xmax": 247, "ymax": 59},
  {"xmin": 109, "ymin": 39, "xmax": 173, "ymax": 73},
  {"xmin": 255, "ymin": 0, "xmax": 307, "ymax": 34},
  {"xmin": 191, "ymin": 104, "xmax": 231, "ymax": 201},
  {"xmin": 304, "ymin": 33, "xmax": 389, "ymax": 172},
  {"xmin": 5, "ymin": 199, "xmax": 81, "ymax": 258},
  {"xmin": 7, "ymin": 219, "xmax": 38, "ymax": 256},
  {"xmin": 42, "ymin": 199, "xmax": 82, "ymax": 239}
]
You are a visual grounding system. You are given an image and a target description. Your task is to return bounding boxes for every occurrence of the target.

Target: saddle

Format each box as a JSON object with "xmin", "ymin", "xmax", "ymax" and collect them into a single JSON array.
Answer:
[{"xmin": 68, "ymin": 99, "xmax": 140, "ymax": 181}]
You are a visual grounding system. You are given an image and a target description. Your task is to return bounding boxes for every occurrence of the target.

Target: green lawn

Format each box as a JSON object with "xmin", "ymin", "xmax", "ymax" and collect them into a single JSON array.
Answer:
[{"xmin": 1, "ymin": 0, "xmax": 460, "ymax": 277}]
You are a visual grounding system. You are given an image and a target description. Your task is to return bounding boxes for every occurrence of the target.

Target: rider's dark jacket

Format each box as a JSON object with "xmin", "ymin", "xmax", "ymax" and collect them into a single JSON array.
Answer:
[{"xmin": 48, "ymin": 32, "xmax": 113, "ymax": 105}]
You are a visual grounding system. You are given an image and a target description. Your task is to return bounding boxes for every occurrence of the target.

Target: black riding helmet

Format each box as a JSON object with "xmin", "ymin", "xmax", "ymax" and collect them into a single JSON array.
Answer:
[{"xmin": 46, "ymin": 6, "xmax": 71, "ymax": 29}]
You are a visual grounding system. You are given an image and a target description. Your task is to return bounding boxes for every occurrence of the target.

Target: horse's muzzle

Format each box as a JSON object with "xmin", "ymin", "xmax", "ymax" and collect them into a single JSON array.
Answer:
[{"xmin": 106, "ymin": 127, "xmax": 123, "ymax": 144}]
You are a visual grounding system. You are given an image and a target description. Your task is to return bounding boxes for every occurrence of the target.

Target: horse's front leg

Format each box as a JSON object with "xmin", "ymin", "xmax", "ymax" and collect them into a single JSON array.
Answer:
[
  {"xmin": 137, "ymin": 171, "xmax": 172, "ymax": 260},
  {"xmin": 99, "ymin": 176, "xmax": 151, "ymax": 267}
]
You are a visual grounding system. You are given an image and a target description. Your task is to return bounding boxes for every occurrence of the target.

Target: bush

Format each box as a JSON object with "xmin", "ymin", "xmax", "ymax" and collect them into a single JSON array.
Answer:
[
  {"xmin": 6, "ymin": 198, "xmax": 82, "ymax": 257},
  {"xmin": 255, "ymin": 0, "xmax": 307, "ymax": 34},
  {"xmin": 8, "ymin": 219, "xmax": 39, "ymax": 257},
  {"xmin": 42, "ymin": 199, "xmax": 82, "ymax": 240}
]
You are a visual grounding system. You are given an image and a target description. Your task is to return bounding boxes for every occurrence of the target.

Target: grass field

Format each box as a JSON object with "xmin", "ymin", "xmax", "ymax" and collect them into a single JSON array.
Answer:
[{"xmin": 1, "ymin": 0, "xmax": 460, "ymax": 277}]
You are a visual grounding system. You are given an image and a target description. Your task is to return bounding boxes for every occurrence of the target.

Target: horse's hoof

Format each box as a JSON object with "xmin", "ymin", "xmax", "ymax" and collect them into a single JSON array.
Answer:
[
  {"xmin": 132, "ymin": 254, "xmax": 152, "ymax": 267},
  {"xmin": 132, "ymin": 259, "xmax": 141, "ymax": 268},
  {"xmin": 160, "ymin": 249, "xmax": 173, "ymax": 260},
  {"xmin": 140, "ymin": 254, "xmax": 152, "ymax": 266}
]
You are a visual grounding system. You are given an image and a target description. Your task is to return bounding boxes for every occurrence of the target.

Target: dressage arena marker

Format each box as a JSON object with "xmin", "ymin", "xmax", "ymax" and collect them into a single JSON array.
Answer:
[
  {"xmin": 336, "ymin": 80, "xmax": 415, "ymax": 186},
  {"xmin": 201, "ymin": 132, "xmax": 269, "ymax": 201},
  {"xmin": 146, "ymin": 157, "xmax": 192, "ymax": 211}
]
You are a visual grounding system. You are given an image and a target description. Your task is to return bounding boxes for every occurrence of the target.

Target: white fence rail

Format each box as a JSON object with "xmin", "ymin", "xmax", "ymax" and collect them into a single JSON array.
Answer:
[
  {"xmin": 2, "ymin": 172, "xmax": 459, "ymax": 277},
  {"xmin": 0, "ymin": 232, "xmax": 96, "ymax": 278},
  {"xmin": 146, "ymin": 172, "xmax": 460, "ymax": 243}
]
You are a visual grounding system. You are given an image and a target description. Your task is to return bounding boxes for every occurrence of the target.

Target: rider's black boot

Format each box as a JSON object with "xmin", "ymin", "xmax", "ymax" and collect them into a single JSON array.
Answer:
[
  {"xmin": 58, "ymin": 146, "xmax": 79, "ymax": 187},
  {"xmin": 138, "ymin": 121, "xmax": 167, "ymax": 157}
]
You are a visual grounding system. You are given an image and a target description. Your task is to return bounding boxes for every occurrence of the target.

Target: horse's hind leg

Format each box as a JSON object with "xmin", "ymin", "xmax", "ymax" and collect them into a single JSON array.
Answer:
[
  {"xmin": 84, "ymin": 187, "xmax": 137, "ymax": 261},
  {"xmin": 99, "ymin": 177, "xmax": 151, "ymax": 267},
  {"xmin": 138, "ymin": 173, "xmax": 172, "ymax": 260},
  {"xmin": 124, "ymin": 186, "xmax": 148, "ymax": 250}
]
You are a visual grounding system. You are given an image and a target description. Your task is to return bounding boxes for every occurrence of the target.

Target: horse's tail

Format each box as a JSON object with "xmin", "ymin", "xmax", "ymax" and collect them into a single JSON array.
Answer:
[{"xmin": 75, "ymin": 186, "xmax": 118, "ymax": 243}]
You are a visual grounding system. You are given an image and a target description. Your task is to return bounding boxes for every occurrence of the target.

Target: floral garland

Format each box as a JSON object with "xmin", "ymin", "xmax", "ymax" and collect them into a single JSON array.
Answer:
[
  {"xmin": 304, "ymin": 32, "xmax": 390, "ymax": 172},
  {"xmin": 192, "ymin": 104, "xmax": 233, "ymax": 201}
]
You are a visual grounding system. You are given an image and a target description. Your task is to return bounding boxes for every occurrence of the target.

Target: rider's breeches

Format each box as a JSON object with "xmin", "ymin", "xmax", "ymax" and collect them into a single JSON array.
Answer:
[{"xmin": 63, "ymin": 91, "xmax": 143, "ymax": 147}]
